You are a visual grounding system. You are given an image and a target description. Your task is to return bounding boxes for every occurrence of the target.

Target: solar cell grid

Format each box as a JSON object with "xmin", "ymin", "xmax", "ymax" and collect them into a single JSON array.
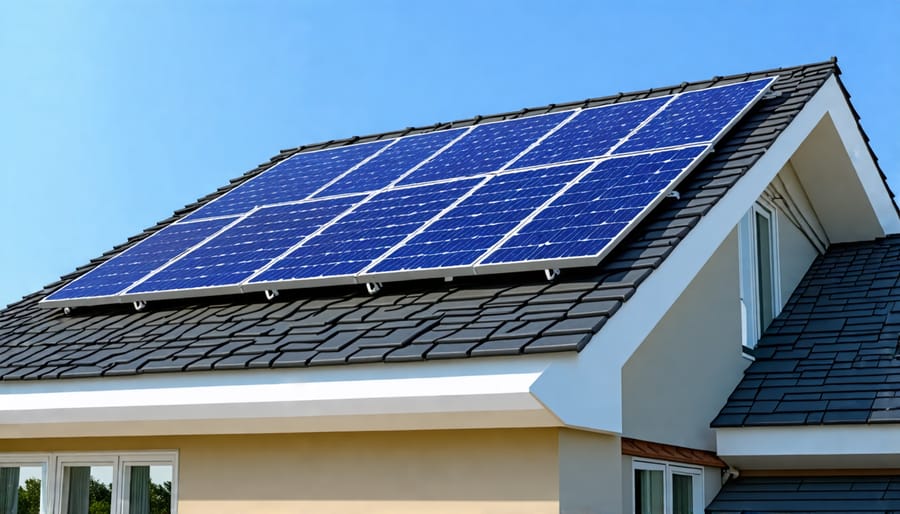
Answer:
[
  {"xmin": 368, "ymin": 162, "xmax": 591, "ymax": 274},
  {"xmin": 130, "ymin": 196, "xmax": 363, "ymax": 292},
  {"xmin": 45, "ymin": 217, "xmax": 234, "ymax": 301},
  {"xmin": 397, "ymin": 111, "xmax": 571, "ymax": 186},
  {"xmin": 481, "ymin": 146, "xmax": 707, "ymax": 264},
  {"xmin": 615, "ymin": 77, "xmax": 774, "ymax": 154},
  {"xmin": 42, "ymin": 76, "xmax": 775, "ymax": 307},
  {"xmin": 188, "ymin": 140, "xmax": 390, "ymax": 219},
  {"xmin": 250, "ymin": 178, "xmax": 482, "ymax": 283},
  {"xmin": 315, "ymin": 129, "xmax": 466, "ymax": 198},
  {"xmin": 509, "ymin": 96, "xmax": 669, "ymax": 169}
]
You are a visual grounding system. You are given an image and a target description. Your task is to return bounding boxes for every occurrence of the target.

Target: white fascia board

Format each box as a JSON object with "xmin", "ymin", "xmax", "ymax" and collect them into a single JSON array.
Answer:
[
  {"xmin": 716, "ymin": 425, "xmax": 900, "ymax": 469},
  {"xmin": 823, "ymin": 76, "xmax": 900, "ymax": 234},
  {"xmin": 0, "ymin": 354, "xmax": 566, "ymax": 438},
  {"xmin": 530, "ymin": 75, "xmax": 893, "ymax": 435}
]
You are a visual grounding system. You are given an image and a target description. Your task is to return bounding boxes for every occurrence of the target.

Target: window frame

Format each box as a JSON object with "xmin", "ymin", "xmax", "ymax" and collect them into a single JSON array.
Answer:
[
  {"xmin": 633, "ymin": 458, "xmax": 703, "ymax": 514},
  {"xmin": 0, "ymin": 453, "xmax": 51, "ymax": 514},
  {"xmin": 738, "ymin": 201, "xmax": 781, "ymax": 352},
  {"xmin": 0, "ymin": 451, "xmax": 177, "ymax": 514}
]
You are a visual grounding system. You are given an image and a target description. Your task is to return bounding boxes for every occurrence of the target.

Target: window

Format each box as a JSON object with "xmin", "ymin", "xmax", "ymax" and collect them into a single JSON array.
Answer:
[
  {"xmin": 738, "ymin": 202, "xmax": 780, "ymax": 351},
  {"xmin": 633, "ymin": 459, "xmax": 703, "ymax": 514},
  {"xmin": 0, "ymin": 455, "xmax": 48, "ymax": 514},
  {"xmin": 0, "ymin": 452, "xmax": 176, "ymax": 514}
]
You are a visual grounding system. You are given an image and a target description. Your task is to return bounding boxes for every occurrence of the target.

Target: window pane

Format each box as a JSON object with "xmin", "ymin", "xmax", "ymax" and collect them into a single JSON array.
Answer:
[
  {"xmin": 126, "ymin": 465, "xmax": 173, "ymax": 514},
  {"xmin": 634, "ymin": 469, "xmax": 664, "ymax": 514},
  {"xmin": 62, "ymin": 465, "xmax": 112, "ymax": 514},
  {"xmin": 0, "ymin": 466, "xmax": 41, "ymax": 514},
  {"xmin": 672, "ymin": 473, "xmax": 694, "ymax": 514},
  {"xmin": 755, "ymin": 211, "xmax": 774, "ymax": 332}
]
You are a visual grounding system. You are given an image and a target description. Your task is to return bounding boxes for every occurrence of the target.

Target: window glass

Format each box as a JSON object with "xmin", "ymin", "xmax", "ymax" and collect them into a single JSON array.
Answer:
[
  {"xmin": 125, "ymin": 465, "xmax": 173, "ymax": 514},
  {"xmin": 634, "ymin": 468, "xmax": 664, "ymax": 514},
  {"xmin": 0, "ymin": 466, "xmax": 42, "ymax": 514},
  {"xmin": 755, "ymin": 211, "xmax": 774, "ymax": 332},
  {"xmin": 671, "ymin": 473, "xmax": 694, "ymax": 514},
  {"xmin": 62, "ymin": 465, "xmax": 113, "ymax": 514}
]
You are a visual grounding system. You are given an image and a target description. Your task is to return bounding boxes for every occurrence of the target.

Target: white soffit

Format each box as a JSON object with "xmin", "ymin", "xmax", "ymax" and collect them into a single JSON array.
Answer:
[
  {"xmin": 716, "ymin": 425, "xmax": 900, "ymax": 469},
  {"xmin": 0, "ymin": 354, "xmax": 567, "ymax": 438}
]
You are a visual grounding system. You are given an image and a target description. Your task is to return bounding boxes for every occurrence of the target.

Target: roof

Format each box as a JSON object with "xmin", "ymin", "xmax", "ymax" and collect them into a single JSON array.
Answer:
[
  {"xmin": 714, "ymin": 235, "xmax": 900, "ymax": 428},
  {"xmin": 707, "ymin": 475, "xmax": 900, "ymax": 513},
  {"xmin": 0, "ymin": 60, "xmax": 843, "ymax": 381}
]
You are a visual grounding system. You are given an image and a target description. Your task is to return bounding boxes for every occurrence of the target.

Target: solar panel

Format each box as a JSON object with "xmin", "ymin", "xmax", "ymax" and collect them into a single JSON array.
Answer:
[
  {"xmin": 188, "ymin": 140, "xmax": 390, "ymax": 219},
  {"xmin": 315, "ymin": 129, "xmax": 466, "ymax": 197},
  {"xmin": 615, "ymin": 78, "xmax": 774, "ymax": 154},
  {"xmin": 397, "ymin": 111, "xmax": 572, "ymax": 186},
  {"xmin": 479, "ymin": 146, "xmax": 707, "ymax": 266},
  {"xmin": 44, "ymin": 217, "xmax": 234, "ymax": 302},
  {"xmin": 366, "ymin": 162, "xmax": 591, "ymax": 276},
  {"xmin": 130, "ymin": 196, "xmax": 363, "ymax": 293},
  {"xmin": 42, "ymin": 76, "xmax": 776, "ymax": 308},
  {"xmin": 248, "ymin": 178, "xmax": 482, "ymax": 284},
  {"xmin": 508, "ymin": 96, "xmax": 669, "ymax": 169}
]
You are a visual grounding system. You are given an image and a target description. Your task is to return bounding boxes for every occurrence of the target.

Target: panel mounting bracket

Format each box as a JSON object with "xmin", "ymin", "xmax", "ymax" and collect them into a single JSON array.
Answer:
[
  {"xmin": 366, "ymin": 282, "xmax": 382, "ymax": 295},
  {"xmin": 666, "ymin": 190, "xmax": 681, "ymax": 200},
  {"xmin": 264, "ymin": 289, "xmax": 279, "ymax": 301},
  {"xmin": 133, "ymin": 300, "xmax": 147, "ymax": 312},
  {"xmin": 544, "ymin": 268, "xmax": 560, "ymax": 281},
  {"xmin": 63, "ymin": 307, "xmax": 72, "ymax": 316}
]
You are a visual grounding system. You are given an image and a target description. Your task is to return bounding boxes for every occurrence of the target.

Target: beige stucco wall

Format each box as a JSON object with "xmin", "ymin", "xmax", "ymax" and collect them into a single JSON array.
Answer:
[
  {"xmin": 622, "ymin": 228, "xmax": 747, "ymax": 451},
  {"xmin": 1, "ymin": 428, "xmax": 561, "ymax": 514},
  {"xmin": 558, "ymin": 428, "xmax": 621, "ymax": 513}
]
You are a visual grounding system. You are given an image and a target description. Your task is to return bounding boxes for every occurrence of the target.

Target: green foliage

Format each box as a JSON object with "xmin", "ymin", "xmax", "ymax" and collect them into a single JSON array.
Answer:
[
  {"xmin": 16, "ymin": 478, "xmax": 41, "ymax": 514},
  {"xmin": 88, "ymin": 479, "xmax": 112, "ymax": 514},
  {"xmin": 11, "ymin": 475, "xmax": 171, "ymax": 514},
  {"xmin": 149, "ymin": 480, "xmax": 172, "ymax": 514}
]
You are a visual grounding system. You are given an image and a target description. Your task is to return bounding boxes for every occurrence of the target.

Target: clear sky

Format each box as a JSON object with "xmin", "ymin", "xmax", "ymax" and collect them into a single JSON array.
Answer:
[{"xmin": 0, "ymin": 1, "xmax": 898, "ymax": 307}]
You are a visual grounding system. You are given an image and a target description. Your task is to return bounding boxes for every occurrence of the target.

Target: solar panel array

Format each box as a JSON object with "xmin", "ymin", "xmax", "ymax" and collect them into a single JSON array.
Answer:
[{"xmin": 43, "ymin": 77, "xmax": 775, "ymax": 307}]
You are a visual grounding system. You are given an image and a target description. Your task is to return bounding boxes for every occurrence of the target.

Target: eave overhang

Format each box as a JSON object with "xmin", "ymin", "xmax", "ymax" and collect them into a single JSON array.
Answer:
[
  {"xmin": 716, "ymin": 425, "xmax": 900, "ymax": 469},
  {"xmin": 0, "ymin": 354, "xmax": 568, "ymax": 438}
]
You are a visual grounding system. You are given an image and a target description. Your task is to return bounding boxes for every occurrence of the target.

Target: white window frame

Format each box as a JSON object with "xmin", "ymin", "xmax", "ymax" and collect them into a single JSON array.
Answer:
[
  {"xmin": 0, "ymin": 453, "xmax": 51, "ymax": 514},
  {"xmin": 632, "ymin": 458, "xmax": 704, "ymax": 514},
  {"xmin": 0, "ymin": 451, "xmax": 177, "ymax": 514},
  {"xmin": 738, "ymin": 201, "xmax": 781, "ymax": 352}
]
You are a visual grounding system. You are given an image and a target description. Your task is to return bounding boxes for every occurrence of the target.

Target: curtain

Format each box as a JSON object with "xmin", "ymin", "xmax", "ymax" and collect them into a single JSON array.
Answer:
[
  {"xmin": 0, "ymin": 467, "xmax": 19, "ymax": 514},
  {"xmin": 672, "ymin": 473, "xmax": 693, "ymax": 514},
  {"xmin": 128, "ymin": 467, "xmax": 150, "ymax": 514},
  {"xmin": 635, "ymin": 469, "xmax": 664, "ymax": 514},
  {"xmin": 65, "ymin": 467, "xmax": 91, "ymax": 514}
]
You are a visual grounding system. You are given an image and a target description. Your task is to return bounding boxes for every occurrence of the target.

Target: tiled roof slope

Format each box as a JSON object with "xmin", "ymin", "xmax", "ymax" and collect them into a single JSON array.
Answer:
[
  {"xmin": 0, "ymin": 61, "xmax": 843, "ymax": 381},
  {"xmin": 713, "ymin": 235, "xmax": 900, "ymax": 427},
  {"xmin": 707, "ymin": 475, "xmax": 900, "ymax": 513}
]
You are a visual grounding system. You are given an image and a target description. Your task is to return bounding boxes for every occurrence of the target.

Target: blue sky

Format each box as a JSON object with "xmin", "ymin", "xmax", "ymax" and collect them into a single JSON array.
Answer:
[{"xmin": 0, "ymin": 1, "xmax": 898, "ymax": 307}]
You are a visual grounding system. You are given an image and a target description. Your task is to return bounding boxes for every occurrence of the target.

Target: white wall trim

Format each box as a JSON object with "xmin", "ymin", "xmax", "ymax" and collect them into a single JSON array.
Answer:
[
  {"xmin": 0, "ymin": 354, "xmax": 566, "ymax": 438},
  {"xmin": 717, "ymin": 425, "xmax": 900, "ymax": 457},
  {"xmin": 821, "ymin": 76, "xmax": 900, "ymax": 234}
]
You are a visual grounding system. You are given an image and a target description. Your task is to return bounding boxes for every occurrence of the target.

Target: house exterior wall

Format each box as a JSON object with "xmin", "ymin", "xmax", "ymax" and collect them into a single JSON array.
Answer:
[
  {"xmin": 621, "ymin": 228, "xmax": 747, "ymax": 452},
  {"xmin": 777, "ymin": 206, "xmax": 819, "ymax": 310},
  {"xmin": 0, "ymin": 428, "xmax": 561, "ymax": 514},
  {"xmin": 558, "ymin": 428, "xmax": 622, "ymax": 513}
]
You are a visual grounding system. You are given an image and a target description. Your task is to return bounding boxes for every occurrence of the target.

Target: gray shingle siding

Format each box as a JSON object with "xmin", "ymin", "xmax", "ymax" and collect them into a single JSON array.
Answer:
[
  {"xmin": 707, "ymin": 475, "xmax": 900, "ymax": 513},
  {"xmin": 713, "ymin": 235, "xmax": 900, "ymax": 427}
]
